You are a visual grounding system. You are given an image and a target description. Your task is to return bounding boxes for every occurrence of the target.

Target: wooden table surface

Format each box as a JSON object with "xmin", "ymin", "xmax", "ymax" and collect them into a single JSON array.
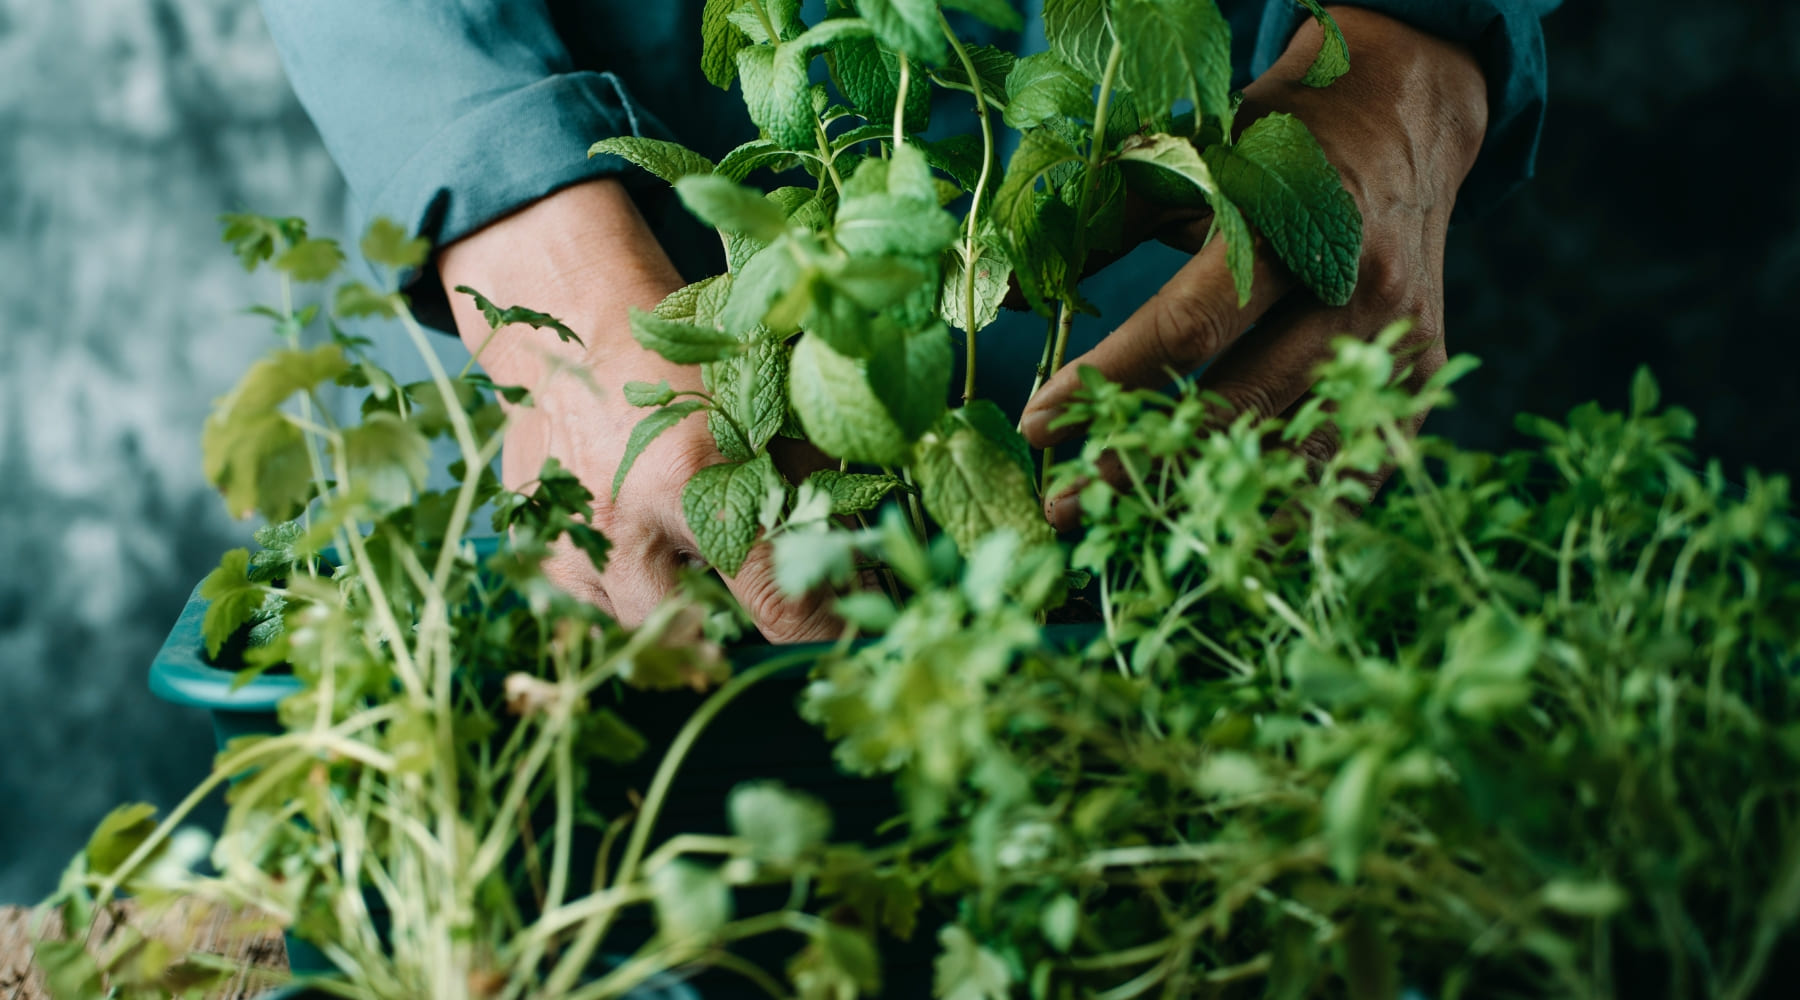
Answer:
[{"xmin": 0, "ymin": 900, "xmax": 291, "ymax": 1000}]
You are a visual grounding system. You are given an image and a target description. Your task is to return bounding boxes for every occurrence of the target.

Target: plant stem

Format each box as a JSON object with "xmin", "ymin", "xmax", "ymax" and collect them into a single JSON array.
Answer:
[
  {"xmin": 542, "ymin": 654, "xmax": 807, "ymax": 994},
  {"xmin": 893, "ymin": 53, "xmax": 911, "ymax": 149},
  {"xmin": 941, "ymin": 13, "xmax": 997, "ymax": 402}
]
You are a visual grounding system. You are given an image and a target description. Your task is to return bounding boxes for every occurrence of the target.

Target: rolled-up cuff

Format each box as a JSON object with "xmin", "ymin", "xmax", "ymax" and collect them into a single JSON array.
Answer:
[
  {"xmin": 359, "ymin": 70, "xmax": 675, "ymax": 331},
  {"xmin": 1250, "ymin": 1, "xmax": 1554, "ymax": 224}
]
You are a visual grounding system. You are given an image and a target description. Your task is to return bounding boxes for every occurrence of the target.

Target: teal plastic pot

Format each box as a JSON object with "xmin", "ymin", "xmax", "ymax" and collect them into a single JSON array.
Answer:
[{"xmin": 149, "ymin": 541, "xmax": 1101, "ymax": 997}]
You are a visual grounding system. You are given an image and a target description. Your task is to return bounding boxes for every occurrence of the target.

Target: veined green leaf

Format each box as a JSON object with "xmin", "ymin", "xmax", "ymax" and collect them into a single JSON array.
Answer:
[
  {"xmin": 916, "ymin": 407, "xmax": 1053, "ymax": 554},
  {"xmin": 831, "ymin": 32, "xmax": 932, "ymax": 130},
  {"xmin": 675, "ymin": 174, "xmax": 790, "ymax": 240},
  {"xmin": 854, "ymin": 0, "xmax": 947, "ymax": 65},
  {"xmin": 613, "ymin": 401, "xmax": 707, "ymax": 500},
  {"xmin": 723, "ymin": 239, "xmax": 809, "ymax": 336},
  {"xmin": 991, "ymin": 129, "xmax": 1083, "ymax": 314},
  {"xmin": 869, "ymin": 320, "xmax": 952, "ymax": 440},
  {"xmin": 1291, "ymin": 0, "xmax": 1350, "ymax": 87},
  {"xmin": 702, "ymin": 0, "xmax": 753, "ymax": 88},
  {"xmin": 588, "ymin": 136, "xmax": 715, "ymax": 183},
  {"xmin": 1111, "ymin": 0, "xmax": 1232, "ymax": 124},
  {"xmin": 629, "ymin": 307, "xmax": 743, "ymax": 364},
  {"xmin": 682, "ymin": 452, "xmax": 784, "ymax": 575},
  {"xmin": 807, "ymin": 469, "xmax": 907, "ymax": 515},
  {"xmin": 705, "ymin": 336, "xmax": 790, "ymax": 461},
  {"xmin": 1203, "ymin": 113, "xmax": 1361, "ymax": 305},
  {"xmin": 737, "ymin": 42, "xmax": 816, "ymax": 150},
  {"xmin": 790, "ymin": 332, "xmax": 912, "ymax": 465},
  {"xmin": 454, "ymin": 285, "xmax": 584, "ymax": 346},
  {"xmin": 934, "ymin": 43, "xmax": 1017, "ymax": 106},
  {"xmin": 623, "ymin": 380, "xmax": 678, "ymax": 408},
  {"xmin": 1118, "ymin": 133, "xmax": 1255, "ymax": 304},
  {"xmin": 940, "ymin": 241, "xmax": 1010, "ymax": 333},
  {"xmin": 1003, "ymin": 51, "xmax": 1093, "ymax": 130},
  {"xmin": 1043, "ymin": 0, "xmax": 1113, "ymax": 81},
  {"xmin": 944, "ymin": 0, "xmax": 1024, "ymax": 31},
  {"xmin": 717, "ymin": 139, "xmax": 801, "ymax": 182},
  {"xmin": 729, "ymin": 0, "xmax": 803, "ymax": 42}
]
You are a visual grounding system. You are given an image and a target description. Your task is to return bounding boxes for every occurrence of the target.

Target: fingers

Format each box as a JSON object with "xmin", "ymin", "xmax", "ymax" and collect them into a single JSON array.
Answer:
[{"xmin": 1020, "ymin": 232, "xmax": 1292, "ymax": 448}]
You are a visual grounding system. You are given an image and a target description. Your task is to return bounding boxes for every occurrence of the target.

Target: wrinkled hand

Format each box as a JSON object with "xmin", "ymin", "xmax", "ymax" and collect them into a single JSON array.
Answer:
[
  {"xmin": 1020, "ymin": 8, "xmax": 1489, "ymax": 532},
  {"xmin": 441, "ymin": 179, "xmax": 838, "ymax": 642}
]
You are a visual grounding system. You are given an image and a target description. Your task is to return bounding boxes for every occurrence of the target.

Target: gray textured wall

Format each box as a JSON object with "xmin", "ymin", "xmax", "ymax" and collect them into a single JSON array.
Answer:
[
  {"xmin": 0, "ymin": 0, "xmax": 344, "ymax": 901},
  {"xmin": 2, "ymin": 0, "xmax": 1795, "ymax": 902}
]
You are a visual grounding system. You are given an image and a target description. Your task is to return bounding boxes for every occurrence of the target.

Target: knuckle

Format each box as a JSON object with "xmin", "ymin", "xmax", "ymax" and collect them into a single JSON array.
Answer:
[
  {"xmin": 1209, "ymin": 378, "xmax": 1280, "ymax": 424},
  {"xmin": 1149, "ymin": 288, "xmax": 1233, "ymax": 373},
  {"xmin": 734, "ymin": 554, "xmax": 835, "ymax": 643},
  {"xmin": 1354, "ymin": 242, "xmax": 1414, "ymax": 310}
]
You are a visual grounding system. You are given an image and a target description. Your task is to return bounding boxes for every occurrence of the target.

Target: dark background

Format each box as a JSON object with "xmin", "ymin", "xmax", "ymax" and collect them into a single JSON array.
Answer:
[{"xmin": 1, "ymin": 0, "xmax": 1795, "ymax": 900}]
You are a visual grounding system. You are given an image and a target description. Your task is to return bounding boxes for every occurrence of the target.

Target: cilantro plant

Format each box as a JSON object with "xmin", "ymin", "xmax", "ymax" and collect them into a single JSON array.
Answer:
[
  {"xmin": 591, "ymin": 0, "xmax": 1360, "ymax": 568},
  {"xmin": 34, "ymin": 220, "xmax": 912, "ymax": 1000}
]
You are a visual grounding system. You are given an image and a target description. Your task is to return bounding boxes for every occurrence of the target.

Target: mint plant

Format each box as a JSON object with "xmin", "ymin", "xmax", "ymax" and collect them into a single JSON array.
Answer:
[{"xmin": 592, "ymin": 0, "xmax": 1361, "ymax": 568}]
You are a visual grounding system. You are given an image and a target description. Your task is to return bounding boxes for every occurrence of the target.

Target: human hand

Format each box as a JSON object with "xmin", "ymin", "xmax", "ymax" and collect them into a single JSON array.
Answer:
[
  {"xmin": 441, "ymin": 179, "xmax": 839, "ymax": 641},
  {"xmin": 1019, "ymin": 7, "xmax": 1490, "ymax": 532}
]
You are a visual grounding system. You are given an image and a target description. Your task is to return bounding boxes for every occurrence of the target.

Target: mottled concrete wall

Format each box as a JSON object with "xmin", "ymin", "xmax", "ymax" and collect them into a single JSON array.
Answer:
[
  {"xmin": 0, "ymin": 0, "xmax": 344, "ymax": 901},
  {"xmin": 1, "ymin": 0, "xmax": 1795, "ymax": 902}
]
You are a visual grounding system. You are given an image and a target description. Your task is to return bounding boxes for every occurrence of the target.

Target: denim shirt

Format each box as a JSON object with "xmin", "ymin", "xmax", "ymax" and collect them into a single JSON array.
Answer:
[{"xmin": 258, "ymin": 0, "xmax": 1558, "ymax": 342}]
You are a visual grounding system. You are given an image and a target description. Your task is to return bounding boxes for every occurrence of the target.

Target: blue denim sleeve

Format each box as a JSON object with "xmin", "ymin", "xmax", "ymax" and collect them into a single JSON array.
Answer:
[
  {"xmin": 256, "ymin": 0, "xmax": 679, "ymax": 322},
  {"xmin": 1239, "ymin": 0, "xmax": 1561, "ymax": 221}
]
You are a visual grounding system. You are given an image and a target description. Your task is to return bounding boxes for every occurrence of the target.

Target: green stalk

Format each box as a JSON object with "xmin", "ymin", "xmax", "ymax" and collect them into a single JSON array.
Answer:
[
  {"xmin": 541, "ymin": 654, "xmax": 808, "ymax": 994},
  {"xmin": 942, "ymin": 13, "xmax": 997, "ymax": 402},
  {"xmin": 893, "ymin": 53, "xmax": 911, "ymax": 149}
]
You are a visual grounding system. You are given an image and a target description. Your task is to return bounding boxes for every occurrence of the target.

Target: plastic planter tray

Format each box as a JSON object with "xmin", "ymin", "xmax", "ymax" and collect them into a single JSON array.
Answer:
[{"xmin": 150, "ymin": 539, "xmax": 1102, "ymax": 998}]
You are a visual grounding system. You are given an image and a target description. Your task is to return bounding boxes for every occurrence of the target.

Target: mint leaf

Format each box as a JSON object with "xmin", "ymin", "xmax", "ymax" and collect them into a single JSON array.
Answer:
[
  {"xmin": 624, "ymin": 380, "xmax": 678, "ymax": 407},
  {"xmin": 1118, "ymin": 133, "xmax": 1255, "ymax": 305},
  {"xmin": 1292, "ymin": 0, "xmax": 1350, "ymax": 88},
  {"xmin": 934, "ymin": 43, "xmax": 1016, "ymax": 106},
  {"xmin": 737, "ymin": 42, "xmax": 815, "ymax": 150},
  {"xmin": 702, "ymin": 0, "xmax": 753, "ymax": 88},
  {"xmin": 718, "ymin": 139, "xmax": 801, "ymax": 182},
  {"xmin": 613, "ymin": 401, "xmax": 707, "ymax": 500},
  {"xmin": 730, "ymin": 0, "xmax": 803, "ymax": 43},
  {"xmin": 588, "ymin": 136, "xmax": 715, "ymax": 183},
  {"xmin": 1003, "ymin": 51, "xmax": 1094, "ymax": 130},
  {"xmin": 274, "ymin": 237, "xmax": 344, "ymax": 283},
  {"xmin": 706, "ymin": 336, "xmax": 790, "ymax": 461},
  {"xmin": 959, "ymin": 398, "xmax": 1034, "ymax": 482},
  {"xmin": 808, "ymin": 469, "xmax": 907, "ymax": 515},
  {"xmin": 916, "ymin": 408, "xmax": 1054, "ymax": 555},
  {"xmin": 830, "ymin": 33, "xmax": 931, "ymax": 131},
  {"xmin": 917, "ymin": 134, "xmax": 985, "ymax": 191},
  {"xmin": 1043, "ymin": 0, "xmax": 1112, "ymax": 81},
  {"xmin": 682, "ymin": 452, "xmax": 784, "ymax": 576},
  {"xmin": 854, "ymin": 0, "xmax": 947, "ymax": 65},
  {"xmin": 943, "ymin": 0, "xmax": 1024, "ymax": 32},
  {"xmin": 1203, "ymin": 113, "xmax": 1362, "ymax": 306},
  {"xmin": 868, "ymin": 320, "xmax": 952, "ymax": 440},
  {"xmin": 1111, "ymin": 0, "xmax": 1232, "ymax": 125},
  {"xmin": 728, "ymin": 781, "xmax": 833, "ymax": 865},
  {"xmin": 934, "ymin": 925, "xmax": 1012, "ymax": 1000},
  {"xmin": 940, "ymin": 241, "xmax": 1011, "ymax": 333},
  {"xmin": 675, "ymin": 174, "xmax": 790, "ymax": 240},
  {"xmin": 199, "ymin": 548, "xmax": 261, "ymax": 659},
  {"xmin": 454, "ymin": 285, "xmax": 584, "ymax": 346},
  {"xmin": 631, "ymin": 305, "xmax": 743, "ymax": 366},
  {"xmin": 344, "ymin": 411, "xmax": 431, "ymax": 510},
  {"xmin": 835, "ymin": 149, "xmax": 960, "ymax": 258},
  {"xmin": 724, "ymin": 239, "xmax": 808, "ymax": 336},
  {"xmin": 790, "ymin": 332, "xmax": 912, "ymax": 465},
  {"xmin": 991, "ymin": 129, "xmax": 1083, "ymax": 313},
  {"xmin": 360, "ymin": 217, "xmax": 430, "ymax": 270}
]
